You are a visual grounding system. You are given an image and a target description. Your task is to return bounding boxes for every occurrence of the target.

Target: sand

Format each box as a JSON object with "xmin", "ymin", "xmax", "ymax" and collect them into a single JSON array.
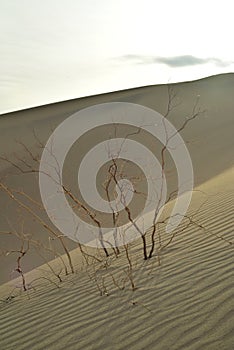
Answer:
[
  {"xmin": 0, "ymin": 73, "xmax": 234, "ymax": 349},
  {"xmin": 0, "ymin": 167, "xmax": 233, "ymax": 349}
]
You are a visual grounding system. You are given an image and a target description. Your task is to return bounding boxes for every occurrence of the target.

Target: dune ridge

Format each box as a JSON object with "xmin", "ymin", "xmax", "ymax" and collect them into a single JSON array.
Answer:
[
  {"xmin": 0, "ymin": 73, "xmax": 234, "ymax": 284},
  {"xmin": 0, "ymin": 74, "xmax": 233, "ymax": 349}
]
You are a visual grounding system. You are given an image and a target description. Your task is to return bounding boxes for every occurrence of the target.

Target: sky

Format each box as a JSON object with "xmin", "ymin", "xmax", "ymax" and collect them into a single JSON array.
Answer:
[{"xmin": 0, "ymin": 0, "xmax": 234, "ymax": 114}]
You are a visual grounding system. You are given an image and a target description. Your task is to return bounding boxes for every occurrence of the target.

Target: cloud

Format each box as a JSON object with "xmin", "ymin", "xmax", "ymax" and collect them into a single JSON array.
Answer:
[{"xmin": 116, "ymin": 54, "xmax": 231, "ymax": 68}]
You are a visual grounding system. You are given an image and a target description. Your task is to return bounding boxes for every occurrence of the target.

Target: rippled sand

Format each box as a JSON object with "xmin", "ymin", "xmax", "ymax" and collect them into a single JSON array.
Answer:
[{"xmin": 0, "ymin": 74, "xmax": 233, "ymax": 349}]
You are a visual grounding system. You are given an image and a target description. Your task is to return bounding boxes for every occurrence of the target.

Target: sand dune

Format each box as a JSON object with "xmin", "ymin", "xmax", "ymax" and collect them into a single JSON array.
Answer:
[
  {"xmin": 0, "ymin": 167, "xmax": 233, "ymax": 350},
  {"xmin": 0, "ymin": 73, "xmax": 234, "ymax": 284},
  {"xmin": 0, "ymin": 73, "xmax": 234, "ymax": 349}
]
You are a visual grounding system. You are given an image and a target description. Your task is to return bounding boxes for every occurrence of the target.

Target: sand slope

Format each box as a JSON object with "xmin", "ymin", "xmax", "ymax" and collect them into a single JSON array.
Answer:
[
  {"xmin": 0, "ymin": 166, "xmax": 233, "ymax": 350},
  {"xmin": 0, "ymin": 73, "xmax": 234, "ymax": 349},
  {"xmin": 0, "ymin": 73, "xmax": 234, "ymax": 284}
]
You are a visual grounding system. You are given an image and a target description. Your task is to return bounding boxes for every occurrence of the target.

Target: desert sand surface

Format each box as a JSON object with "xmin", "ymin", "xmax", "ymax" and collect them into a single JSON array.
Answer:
[
  {"xmin": 0, "ymin": 73, "xmax": 233, "ymax": 284},
  {"xmin": 0, "ymin": 73, "xmax": 234, "ymax": 349},
  {"xmin": 0, "ymin": 166, "xmax": 233, "ymax": 350}
]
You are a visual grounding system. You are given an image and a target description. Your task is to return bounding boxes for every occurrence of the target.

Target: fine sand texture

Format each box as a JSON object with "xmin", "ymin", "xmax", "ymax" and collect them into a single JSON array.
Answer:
[
  {"xmin": 0, "ymin": 167, "xmax": 233, "ymax": 350},
  {"xmin": 0, "ymin": 73, "xmax": 234, "ymax": 349}
]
